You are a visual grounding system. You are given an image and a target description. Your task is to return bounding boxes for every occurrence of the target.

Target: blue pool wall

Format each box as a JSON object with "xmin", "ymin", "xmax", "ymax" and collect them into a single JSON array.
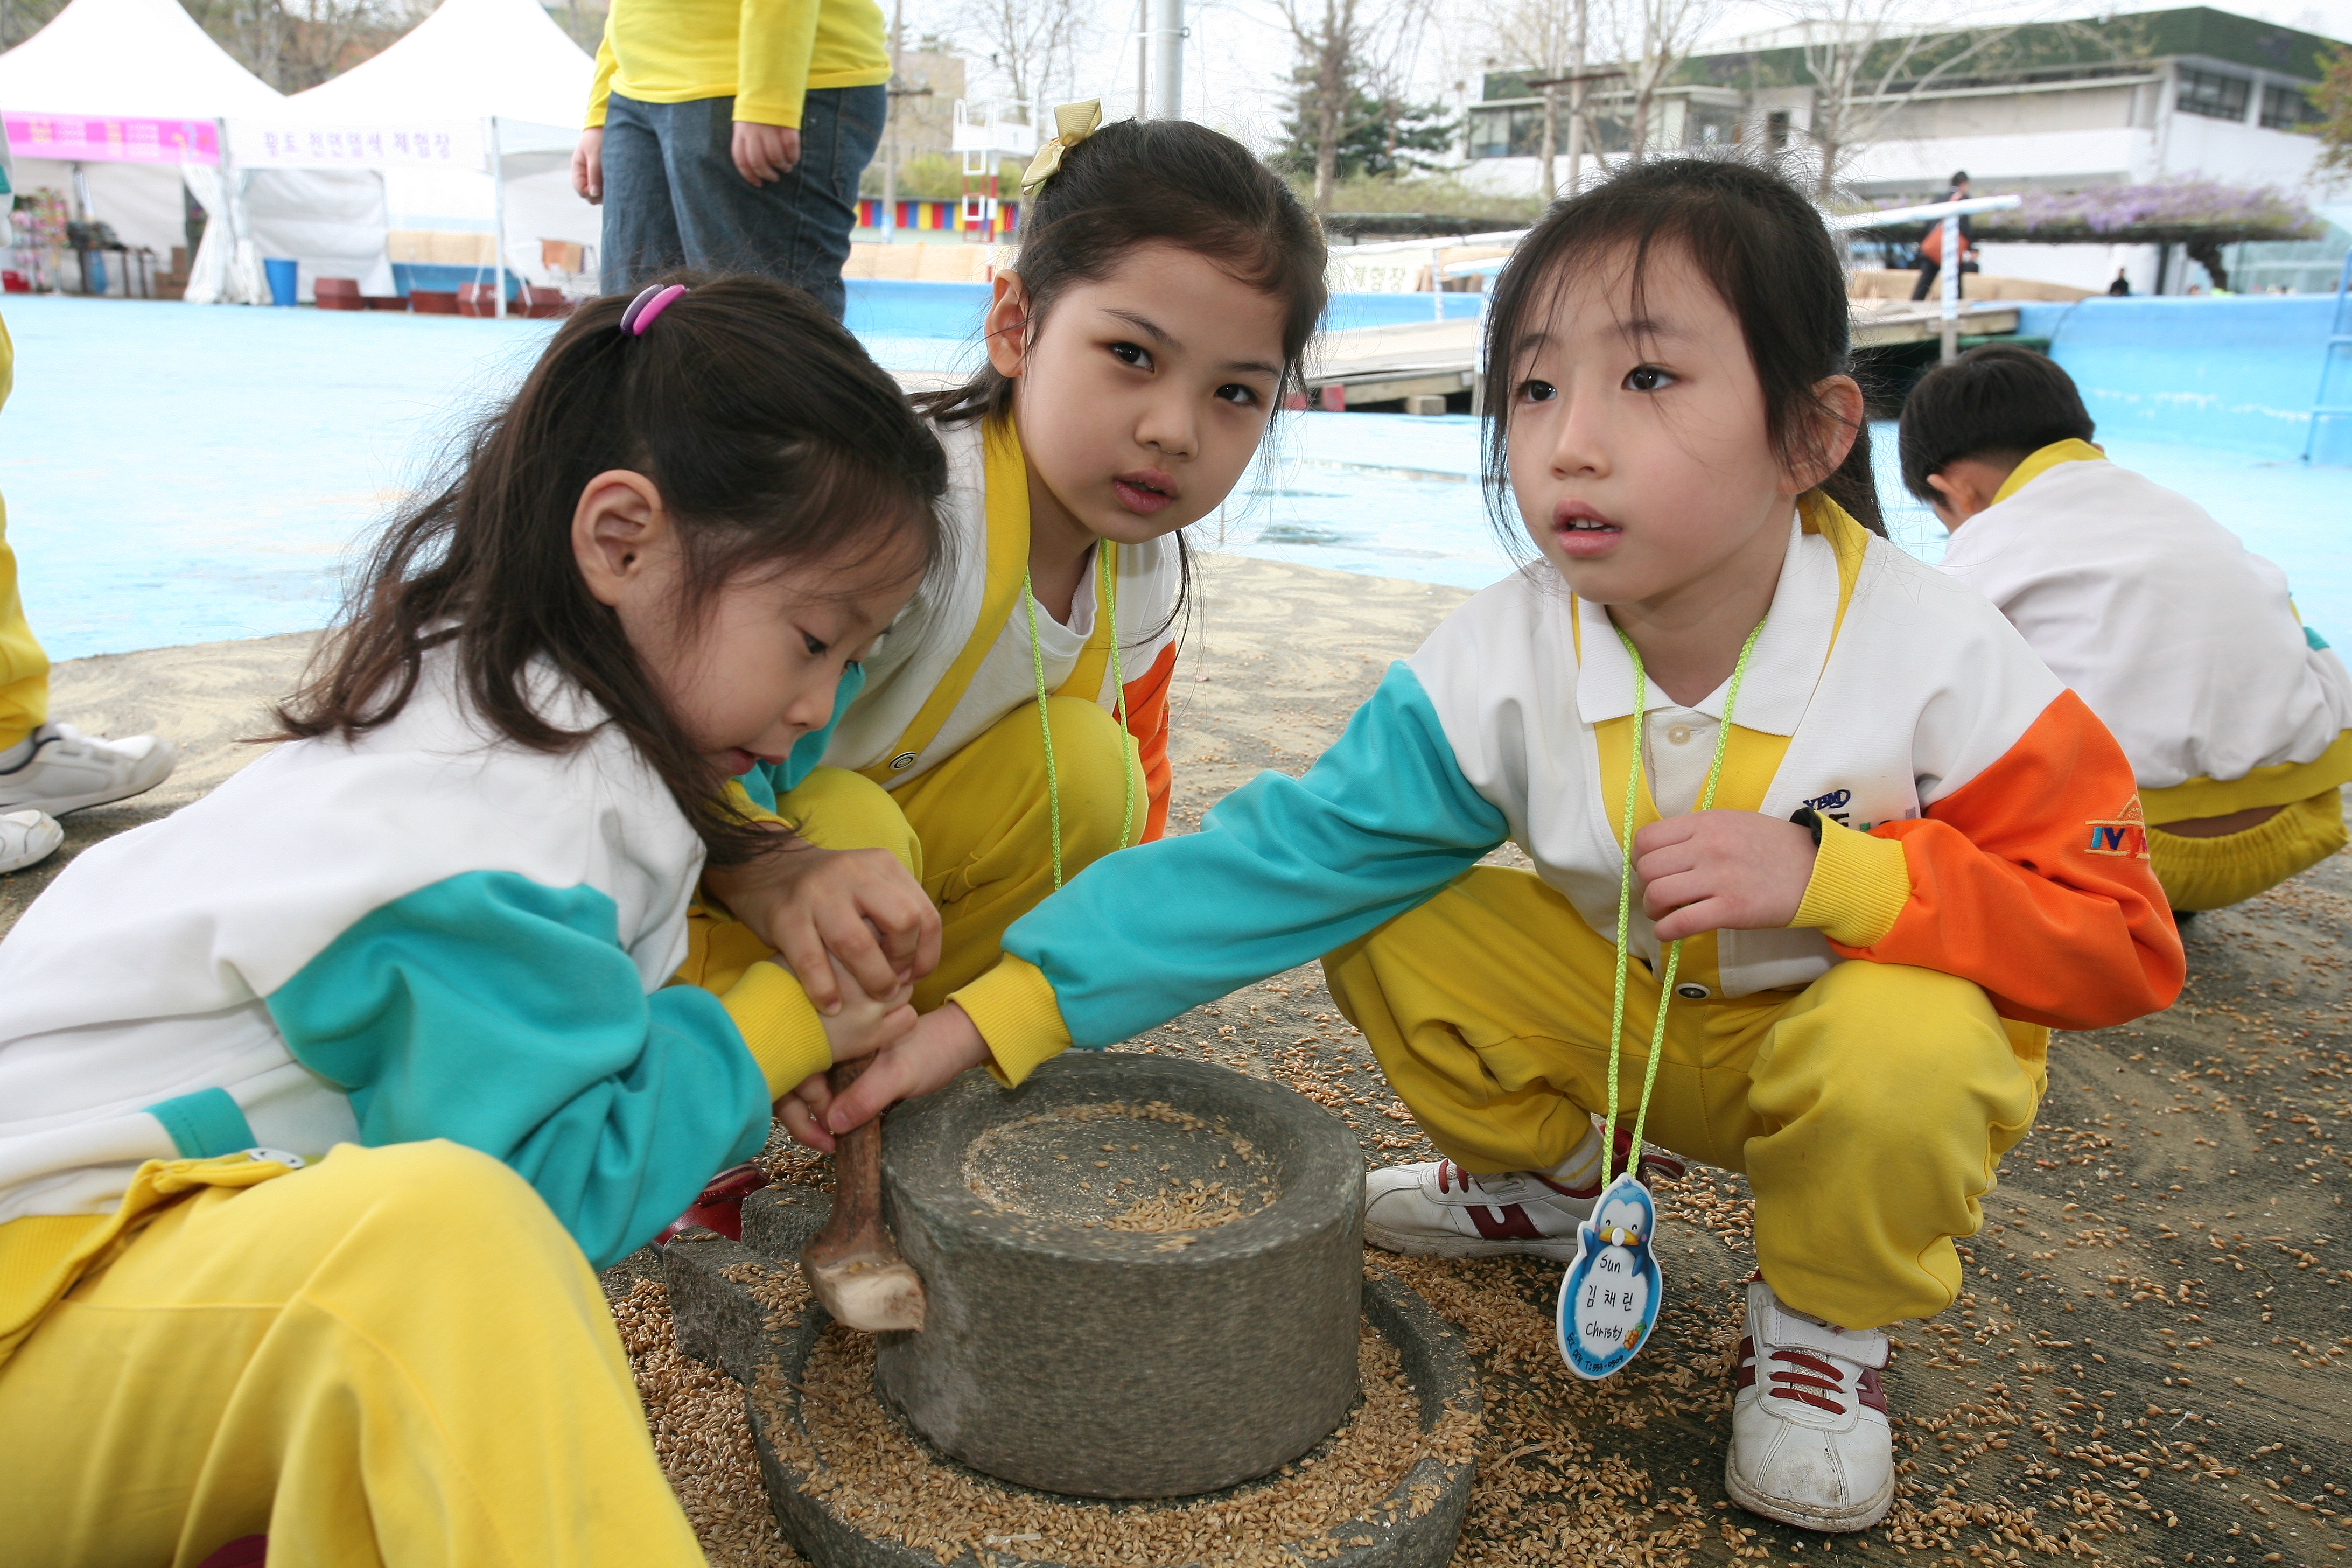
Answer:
[
  {"xmin": 844, "ymin": 280, "xmax": 1485, "ymax": 343},
  {"xmin": 2015, "ymin": 295, "xmax": 2352, "ymax": 465}
]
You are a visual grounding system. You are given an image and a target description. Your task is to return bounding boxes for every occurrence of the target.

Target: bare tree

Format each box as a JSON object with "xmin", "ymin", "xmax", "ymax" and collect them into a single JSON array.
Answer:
[
  {"xmin": 1596, "ymin": 0, "xmax": 1724, "ymax": 163},
  {"xmin": 1475, "ymin": 0, "xmax": 1576, "ymax": 195},
  {"xmin": 958, "ymin": 0, "xmax": 1089, "ymax": 113},
  {"xmin": 1781, "ymin": 0, "xmax": 2022, "ymax": 197},
  {"xmin": 179, "ymin": 0, "xmax": 426, "ymax": 93},
  {"xmin": 1273, "ymin": 0, "xmax": 1431, "ymax": 211}
]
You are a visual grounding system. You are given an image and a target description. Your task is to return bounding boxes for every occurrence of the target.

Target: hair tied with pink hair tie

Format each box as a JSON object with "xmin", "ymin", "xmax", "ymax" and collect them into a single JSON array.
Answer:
[{"xmin": 621, "ymin": 283, "xmax": 688, "ymax": 337}]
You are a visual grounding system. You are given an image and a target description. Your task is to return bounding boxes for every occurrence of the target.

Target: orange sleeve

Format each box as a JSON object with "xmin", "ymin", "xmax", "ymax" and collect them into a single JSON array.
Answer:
[
  {"xmin": 1122, "ymin": 641, "xmax": 1177, "ymax": 842},
  {"xmin": 1834, "ymin": 689, "xmax": 2184, "ymax": 1031}
]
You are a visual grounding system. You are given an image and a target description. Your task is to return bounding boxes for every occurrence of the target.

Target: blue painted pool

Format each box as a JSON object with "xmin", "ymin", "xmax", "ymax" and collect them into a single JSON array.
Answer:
[{"xmin": 2, "ymin": 290, "xmax": 2347, "ymax": 663}]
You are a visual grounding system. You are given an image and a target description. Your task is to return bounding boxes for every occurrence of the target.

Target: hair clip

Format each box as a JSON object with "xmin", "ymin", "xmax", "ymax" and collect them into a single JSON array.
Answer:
[
  {"xmin": 621, "ymin": 283, "xmax": 688, "ymax": 336},
  {"xmin": 1020, "ymin": 100, "xmax": 1102, "ymax": 199}
]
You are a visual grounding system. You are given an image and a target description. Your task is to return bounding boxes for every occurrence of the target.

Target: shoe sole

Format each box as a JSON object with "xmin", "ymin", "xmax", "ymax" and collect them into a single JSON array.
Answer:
[
  {"xmin": 0, "ymin": 750, "xmax": 177, "ymax": 818},
  {"xmin": 1722, "ymin": 1449, "xmax": 1894, "ymax": 1534},
  {"xmin": 0, "ymin": 827, "xmax": 62, "ymax": 875},
  {"xmin": 1364, "ymin": 1223, "xmax": 1583, "ymax": 1262}
]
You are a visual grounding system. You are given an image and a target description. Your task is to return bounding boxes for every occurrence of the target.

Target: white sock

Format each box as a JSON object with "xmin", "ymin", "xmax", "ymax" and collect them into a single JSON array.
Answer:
[
  {"xmin": 1542, "ymin": 1121, "xmax": 1608, "ymax": 1187},
  {"xmin": 0, "ymin": 733, "xmax": 33, "ymax": 771}
]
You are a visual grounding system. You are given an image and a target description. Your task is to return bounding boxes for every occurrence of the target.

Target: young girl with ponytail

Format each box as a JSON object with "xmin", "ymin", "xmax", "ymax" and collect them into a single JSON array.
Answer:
[{"xmin": 0, "ymin": 276, "xmax": 945, "ymax": 1563}]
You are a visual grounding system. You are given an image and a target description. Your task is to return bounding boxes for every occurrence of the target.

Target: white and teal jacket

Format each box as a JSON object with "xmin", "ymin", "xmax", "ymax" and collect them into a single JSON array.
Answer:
[{"xmin": 0, "ymin": 650, "xmax": 844, "ymax": 1268}]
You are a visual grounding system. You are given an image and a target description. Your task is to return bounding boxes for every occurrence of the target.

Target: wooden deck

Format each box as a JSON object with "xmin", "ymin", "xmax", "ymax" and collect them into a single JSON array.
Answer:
[{"xmin": 1301, "ymin": 299, "xmax": 2029, "ymax": 408}]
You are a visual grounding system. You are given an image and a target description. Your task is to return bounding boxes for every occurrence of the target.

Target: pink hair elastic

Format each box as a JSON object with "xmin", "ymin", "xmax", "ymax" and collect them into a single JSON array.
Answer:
[{"xmin": 621, "ymin": 283, "xmax": 687, "ymax": 335}]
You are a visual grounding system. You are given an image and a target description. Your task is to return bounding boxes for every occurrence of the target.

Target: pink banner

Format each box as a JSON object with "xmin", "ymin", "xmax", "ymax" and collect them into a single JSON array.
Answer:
[{"xmin": 3, "ymin": 114, "xmax": 220, "ymax": 166}]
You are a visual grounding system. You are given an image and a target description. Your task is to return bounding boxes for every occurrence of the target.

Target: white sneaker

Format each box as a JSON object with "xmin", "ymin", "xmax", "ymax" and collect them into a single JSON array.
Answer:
[
  {"xmin": 0, "ymin": 809, "xmax": 61, "ymax": 873},
  {"xmin": 1363, "ymin": 1137, "xmax": 1686, "ymax": 1262},
  {"xmin": 1725, "ymin": 1278, "xmax": 1895, "ymax": 1533},
  {"xmin": 0, "ymin": 723, "xmax": 177, "ymax": 816}
]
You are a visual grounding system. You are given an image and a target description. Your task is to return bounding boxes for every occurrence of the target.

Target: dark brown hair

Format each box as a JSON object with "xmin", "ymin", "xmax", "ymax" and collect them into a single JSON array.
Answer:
[
  {"xmin": 1479, "ymin": 155, "xmax": 1886, "ymax": 545},
  {"xmin": 916, "ymin": 117, "xmax": 1326, "ymax": 643},
  {"xmin": 1898, "ymin": 344, "xmax": 2094, "ymax": 502},
  {"xmin": 275, "ymin": 272, "xmax": 949, "ymax": 864}
]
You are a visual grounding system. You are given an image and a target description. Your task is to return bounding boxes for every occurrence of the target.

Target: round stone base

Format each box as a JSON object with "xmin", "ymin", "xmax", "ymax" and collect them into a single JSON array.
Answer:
[{"xmin": 746, "ymin": 1269, "xmax": 1481, "ymax": 1568}]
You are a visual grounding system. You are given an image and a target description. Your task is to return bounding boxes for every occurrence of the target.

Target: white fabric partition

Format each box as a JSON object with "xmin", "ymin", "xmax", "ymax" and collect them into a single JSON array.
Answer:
[{"xmin": 181, "ymin": 161, "xmax": 266, "ymax": 306}]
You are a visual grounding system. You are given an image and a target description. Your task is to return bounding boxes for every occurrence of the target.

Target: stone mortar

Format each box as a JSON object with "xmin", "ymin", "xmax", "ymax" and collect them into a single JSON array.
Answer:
[
  {"xmin": 722, "ymin": 1263, "xmax": 1480, "ymax": 1568},
  {"xmin": 875, "ymin": 1054, "xmax": 1366, "ymax": 1498}
]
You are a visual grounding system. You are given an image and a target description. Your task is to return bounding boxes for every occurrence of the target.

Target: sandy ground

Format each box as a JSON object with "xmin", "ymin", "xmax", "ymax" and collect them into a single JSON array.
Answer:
[{"xmin": 9, "ymin": 554, "xmax": 2349, "ymax": 1567}]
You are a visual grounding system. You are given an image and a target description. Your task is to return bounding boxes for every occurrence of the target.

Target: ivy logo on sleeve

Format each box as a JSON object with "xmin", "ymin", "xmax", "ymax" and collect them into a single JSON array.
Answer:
[{"xmin": 2085, "ymin": 795, "xmax": 2151, "ymax": 859}]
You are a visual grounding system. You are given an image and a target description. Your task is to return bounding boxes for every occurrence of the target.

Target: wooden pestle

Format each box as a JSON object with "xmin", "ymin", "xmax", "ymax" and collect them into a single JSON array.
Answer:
[{"xmin": 799, "ymin": 1059, "xmax": 926, "ymax": 1333}]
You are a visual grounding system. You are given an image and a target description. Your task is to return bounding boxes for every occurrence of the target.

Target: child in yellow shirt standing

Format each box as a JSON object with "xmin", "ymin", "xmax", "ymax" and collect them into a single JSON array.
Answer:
[{"xmin": 571, "ymin": 0, "xmax": 890, "ymax": 313}]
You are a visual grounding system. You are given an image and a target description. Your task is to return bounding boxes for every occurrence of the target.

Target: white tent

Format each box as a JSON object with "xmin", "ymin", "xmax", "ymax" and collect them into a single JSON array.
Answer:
[
  {"xmin": 0, "ymin": 0, "xmax": 277, "ymax": 261},
  {"xmin": 230, "ymin": 0, "xmax": 601, "ymax": 303},
  {"xmin": 0, "ymin": 0, "xmax": 395, "ymax": 304}
]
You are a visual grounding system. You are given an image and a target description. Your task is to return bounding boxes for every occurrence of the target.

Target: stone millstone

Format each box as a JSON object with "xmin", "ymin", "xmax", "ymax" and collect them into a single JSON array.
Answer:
[{"xmin": 876, "ymin": 1053, "xmax": 1365, "ymax": 1499}]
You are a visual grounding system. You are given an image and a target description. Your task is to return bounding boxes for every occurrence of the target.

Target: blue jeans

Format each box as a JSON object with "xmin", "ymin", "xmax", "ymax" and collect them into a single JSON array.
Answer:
[{"xmin": 599, "ymin": 85, "xmax": 884, "ymax": 319}]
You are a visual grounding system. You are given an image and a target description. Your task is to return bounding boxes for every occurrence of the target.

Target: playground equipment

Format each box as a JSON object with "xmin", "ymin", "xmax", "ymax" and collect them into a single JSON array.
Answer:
[{"xmin": 950, "ymin": 99, "xmax": 1037, "ymax": 246}]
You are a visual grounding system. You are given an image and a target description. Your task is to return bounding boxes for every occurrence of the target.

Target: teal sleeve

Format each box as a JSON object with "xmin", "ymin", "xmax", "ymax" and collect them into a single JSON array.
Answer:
[
  {"xmin": 742, "ymin": 661, "xmax": 865, "ymax": 812},
  {"xmin": 1004, "ymin": 662, "xmax": 1510, "ymax": 1047},
  {"xmin": 265, "ymin": 870, "xmax": 773, "ymax": 1269}
]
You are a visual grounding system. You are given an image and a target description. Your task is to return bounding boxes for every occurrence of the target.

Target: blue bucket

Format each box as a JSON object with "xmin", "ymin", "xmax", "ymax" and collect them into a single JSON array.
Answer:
[{"xmin": 263, "ymin": 257, "xmax": 298, "ymax": 307}]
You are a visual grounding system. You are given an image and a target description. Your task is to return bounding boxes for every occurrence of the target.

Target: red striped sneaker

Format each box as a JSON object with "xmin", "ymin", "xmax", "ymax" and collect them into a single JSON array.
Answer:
[
  {"xmin": 1363, "ymin": 1133, "xmax": 1685, "ymax": 1262},
  {"xmin": 1726, "ymin": 1279, "xmax": 1894, "ymax": 1532}
]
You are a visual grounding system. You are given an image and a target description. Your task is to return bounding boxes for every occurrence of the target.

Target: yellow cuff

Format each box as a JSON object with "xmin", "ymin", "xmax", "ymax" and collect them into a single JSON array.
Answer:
[
  {"xmin": 719, "ymin": 962, "xmax": 832, "ymax": 1100},
  {"xmin": 949, "ymin": 957, "xmax": 1073, "ymax": 1088},
  {"xmin": 1790, "ymin": 818, "xmax": 1913, "ymax": 947}
]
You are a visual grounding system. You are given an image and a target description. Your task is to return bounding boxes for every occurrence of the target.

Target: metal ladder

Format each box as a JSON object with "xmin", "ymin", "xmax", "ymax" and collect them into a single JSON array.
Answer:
[{"xmin": 2304, "ymin": 251, "xmax": 2352, "ymax": 465}]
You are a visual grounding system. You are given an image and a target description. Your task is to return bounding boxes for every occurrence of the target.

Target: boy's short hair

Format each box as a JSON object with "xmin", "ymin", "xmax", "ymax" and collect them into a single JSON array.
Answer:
[{"xmin": 1898, "ymin": 344, "xmax": 2096, "ymax": 503}]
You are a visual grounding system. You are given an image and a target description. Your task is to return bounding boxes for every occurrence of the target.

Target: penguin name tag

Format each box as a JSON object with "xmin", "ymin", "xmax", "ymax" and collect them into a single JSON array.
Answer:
[{"xmin": 1555, "ymin": 1172, "xmax": 1663, "ymax": 1381}]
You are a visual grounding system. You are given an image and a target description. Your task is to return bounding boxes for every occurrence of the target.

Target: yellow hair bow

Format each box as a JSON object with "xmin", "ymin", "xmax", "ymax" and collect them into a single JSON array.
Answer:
[{"xmin": 1019, "ymin": 100, "xmax": 1103, "ymax": 200}]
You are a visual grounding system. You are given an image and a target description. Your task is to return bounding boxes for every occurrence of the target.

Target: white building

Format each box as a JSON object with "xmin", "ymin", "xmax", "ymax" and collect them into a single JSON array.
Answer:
[{"xmin": 1462, "ymin": 5, "xmax": 2346, "ymax": 293}]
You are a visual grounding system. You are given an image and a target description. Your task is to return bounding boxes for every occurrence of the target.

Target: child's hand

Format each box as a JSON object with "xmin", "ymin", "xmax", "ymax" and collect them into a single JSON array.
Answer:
[
  {"xmin": 706, "ymin": 841, "xmax": 940, "ymax": 1016},
  {"xmin": 1634, "ymin": 810, "xmax": 1817, "ymax": 940},
  {"xmin": 778, "ymin": 1003, "xmax": 994, "ymax": 1148},
  {"xmin": 772, "ymin": 954, "xmax": 919, "ymax": 1151}
]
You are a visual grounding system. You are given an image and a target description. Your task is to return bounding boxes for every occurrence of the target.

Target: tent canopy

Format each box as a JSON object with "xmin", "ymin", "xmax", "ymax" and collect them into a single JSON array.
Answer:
[
  {"xmin": 0, "ymin": 0, "xmax": 281, "ymax": 120},
  {"xmin": 283, "ymin": 0, "xmax": 592, "ymax": 147}
]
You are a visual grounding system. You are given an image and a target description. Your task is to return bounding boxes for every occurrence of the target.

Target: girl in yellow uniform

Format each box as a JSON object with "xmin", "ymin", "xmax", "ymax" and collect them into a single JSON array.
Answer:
[
  {"xmin": 680, "ymin": 108, "xmax": 1330, "ymax": 1159},
  {"xmin": 0, "ymin": 278, "xmax": 943, "ymax": 1563}
]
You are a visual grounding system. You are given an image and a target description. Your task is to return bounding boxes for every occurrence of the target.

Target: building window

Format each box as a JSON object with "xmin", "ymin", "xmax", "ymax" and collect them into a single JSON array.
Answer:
[
  {"xmin": 1686, "ymin": 104, "xmax": 1738, "ymax": 146},
  {"xmin": 2176, "ymin": 67, "xmax": 2251, "ymax": 121},
  {"xmin": 2261, "ymin": 81, "xmax": 2318, "ymax": 131},
  {"xmin": 1766, "ymin": 109, "xmax": 1790, "ymax": 150}
]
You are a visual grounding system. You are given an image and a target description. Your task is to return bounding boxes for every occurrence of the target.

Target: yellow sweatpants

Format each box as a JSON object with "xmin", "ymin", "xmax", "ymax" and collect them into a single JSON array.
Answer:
[
  {"xmin": 689, "ymin": 695, "xmax": 1141, "ymax": 1013},
  {"xmin": 1325, "ymin": 867, "xmax": 2048, "ymax": 1332},
  {"xmin": 0, "ymin": 1142, "xmax": 704, "ymax": 1567},
  {"xmin": 0, "ymin": 492, "xmax": 49, "ymax": 753},
  {"xmin": 2146, "ymin": 786, "xmax": 2347, "ymax": 913}
]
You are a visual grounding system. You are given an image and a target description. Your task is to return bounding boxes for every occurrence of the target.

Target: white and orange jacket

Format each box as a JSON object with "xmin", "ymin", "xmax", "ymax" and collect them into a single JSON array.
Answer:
[
  {"xmin": 949, "ymin": 499, "xmax": 2185, "ymax": 1082},
  {"xmin": 813, "ymin": 417, "xmax": 1181, "ymax": 840},
  {"xmin": 1936, "ymin": 440, "xmax": 2352, "ymax": 827}
]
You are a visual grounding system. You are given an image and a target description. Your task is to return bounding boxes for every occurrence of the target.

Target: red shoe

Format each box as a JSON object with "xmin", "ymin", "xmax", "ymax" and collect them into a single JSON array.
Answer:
[{"xmin": 655, "ymin": 1161, "xmax": 770, "ymax": 1245}]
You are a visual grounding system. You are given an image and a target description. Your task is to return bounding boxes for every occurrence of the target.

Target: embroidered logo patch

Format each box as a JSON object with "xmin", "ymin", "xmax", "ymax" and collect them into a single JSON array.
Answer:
[{"xmin": 2085, "ymin": 796, "xmax": 2150, "ymax": 859}]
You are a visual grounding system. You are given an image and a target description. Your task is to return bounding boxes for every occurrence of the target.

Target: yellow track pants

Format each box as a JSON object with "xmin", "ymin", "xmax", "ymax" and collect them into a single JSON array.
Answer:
[
  {"xmin": 0, "ymin": 492, "xmax": 49, "ymax": 753},
  {"xmin": 690, "ymin": 695, "xmax": 1140, "ymax": 1013},
  {"xmin": 0, "ymin": 1142, "xmax": 704, "ymax": 1567},
  {"xmin": 2146, "ymin": 786, "xmax": 2347, "ymax": 912},
  {"xmin": 1325, "ymin": 867, "xmax": 2049, "ymax": 1331}
]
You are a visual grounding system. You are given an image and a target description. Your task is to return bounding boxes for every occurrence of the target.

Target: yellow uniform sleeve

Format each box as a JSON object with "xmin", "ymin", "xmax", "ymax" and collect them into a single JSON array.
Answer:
[
  {"xmin": 719, "ymin": 961, "xmax": 832, "ymax": 1099},
  {"xmin": 950, "ymin": 956, "xmax": 1073, "ymax": 1088},
  {"xmin": 734, "ymin": 0, "xmax": 821, "ymax": 127},
  {"xmin": 1788, "ymin": 815, "xmax": 1913, "ymax": 948},
  {"xmin": 586, "ymin": 29, "xmax": 618, "ymax": 128}
]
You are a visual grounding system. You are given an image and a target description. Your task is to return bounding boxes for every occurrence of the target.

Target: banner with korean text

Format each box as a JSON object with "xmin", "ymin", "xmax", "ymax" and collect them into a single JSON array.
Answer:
[
  {"xmin": 3, "ymin": 114, "xmax": 220, "ymax": 165},
  {"xmin": 226, "ymin": 120, "xmax": 487, "ymax": 173}
]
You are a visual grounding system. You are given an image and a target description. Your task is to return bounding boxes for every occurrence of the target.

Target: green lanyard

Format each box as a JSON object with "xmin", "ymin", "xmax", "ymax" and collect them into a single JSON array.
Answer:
[
  {"xmin": 1023, "ymin": 546, "xmax": 1138, "ymax": 891},
  {"xmin": 1600, "ymin": 617, "xmax": 1767, "ymax": 1187}
]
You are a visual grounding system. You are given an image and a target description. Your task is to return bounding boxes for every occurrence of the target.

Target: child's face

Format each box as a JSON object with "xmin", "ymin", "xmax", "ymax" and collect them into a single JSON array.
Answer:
[
  {"xmin": 1505, "ymin": 243, "xmax": 1837, "ymax": 613},
  {"xmin": 575, "ymin": 476, "xmax": 922, "ymax": 777},
  {"xmin": 643, "ymin": 547, "xmax": 921, "ymax": 778},
  {"xmin": 989, "ymin": 242, "xmax": 1287, "ymax": 548}
]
